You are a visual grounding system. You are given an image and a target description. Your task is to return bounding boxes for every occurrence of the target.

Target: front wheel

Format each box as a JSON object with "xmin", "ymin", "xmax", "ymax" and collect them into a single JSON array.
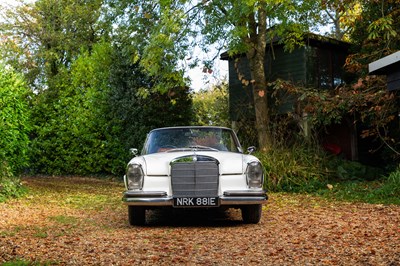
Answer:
[
  {"xmin": 128, "ymin": 206, "xmax": 146, "ymax": 226},
  {"xmin": 241, "ymin": 204, "xmax": 262, "ymax": 224}
]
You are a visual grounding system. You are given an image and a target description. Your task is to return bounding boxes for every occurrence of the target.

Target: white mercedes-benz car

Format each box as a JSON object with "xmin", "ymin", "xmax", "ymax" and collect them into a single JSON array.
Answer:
[{"xmin": 123, "ymin": 126, "xmax": 267, "ymax": 225}]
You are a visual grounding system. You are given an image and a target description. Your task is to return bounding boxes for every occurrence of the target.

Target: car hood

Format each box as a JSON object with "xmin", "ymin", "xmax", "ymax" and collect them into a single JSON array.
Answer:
[{"xmin": 130, "ymin": 151, "xmax": 253, "ymax": 176}]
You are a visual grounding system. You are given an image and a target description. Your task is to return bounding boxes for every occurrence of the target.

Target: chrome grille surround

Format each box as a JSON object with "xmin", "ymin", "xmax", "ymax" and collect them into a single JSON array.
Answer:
[{"xmin": 170, "ymin": 156, "xmax": 219, "ymax": 197}]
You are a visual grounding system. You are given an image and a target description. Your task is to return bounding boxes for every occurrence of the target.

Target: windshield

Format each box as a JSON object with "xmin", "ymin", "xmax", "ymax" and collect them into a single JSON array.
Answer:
[{"xmin": 142, "ymin": 127, "xmax": 242, "ymax": 154}]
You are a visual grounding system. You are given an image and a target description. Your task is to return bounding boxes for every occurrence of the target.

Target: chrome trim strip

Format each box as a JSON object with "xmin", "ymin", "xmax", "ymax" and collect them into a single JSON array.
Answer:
[
  {"xmin": 223, "ymin": 190, "xmax": 267, "ymax": 197},
  {"xmin": 124, "ymin": 191, "xmax": 167, "ymax": 197},
  {"xmin": 123, "ymin": 196, "xmax": 173, "ymax": 206},
  {"xmin": 220, "ymin": 196, "xmax": 267, "ymax": 205}
]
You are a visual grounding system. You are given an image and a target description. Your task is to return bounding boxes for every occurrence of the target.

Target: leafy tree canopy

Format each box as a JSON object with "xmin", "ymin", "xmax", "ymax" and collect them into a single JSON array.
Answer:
[
  {"xmin": 191, "ymin": 81, "xmax": 229, "ymax": 127},
  {"xmin": 106, "ymin": 0, "xmax": 324, "ymax": 151},
  {"xmin": 0, "ymin": 0, "xmax": 106, "ymax": 90}
]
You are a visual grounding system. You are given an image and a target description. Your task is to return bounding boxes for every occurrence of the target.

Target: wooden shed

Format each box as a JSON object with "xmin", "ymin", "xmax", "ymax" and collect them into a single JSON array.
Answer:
[
  {"xmin": 220, "ymin": 33, "xmax": 360, "ymax": 160},
  {"xmin": 220, "ymin": 33, "xmax": 350, "ymax": 119}
]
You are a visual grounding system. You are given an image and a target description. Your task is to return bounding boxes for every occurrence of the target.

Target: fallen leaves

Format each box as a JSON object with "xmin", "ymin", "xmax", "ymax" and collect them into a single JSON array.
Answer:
[{"xmin": 0, "ymin": 176, "xmax": 399, "ymax": 265}]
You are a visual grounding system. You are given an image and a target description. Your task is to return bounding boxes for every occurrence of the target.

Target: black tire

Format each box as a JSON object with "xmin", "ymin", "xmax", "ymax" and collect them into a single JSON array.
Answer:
[
  {"xmin": 128, "ymin": 206, "xmax": 146, "ymax": 226},
  {"xmin": 241, "ymin": 204, "xmax": 262, "ymax": 224}
]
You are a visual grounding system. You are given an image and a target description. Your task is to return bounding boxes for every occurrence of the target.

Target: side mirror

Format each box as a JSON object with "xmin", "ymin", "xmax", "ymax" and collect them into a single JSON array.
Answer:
[
  {"xmin": 129, "ymin": 148, "xmax": 138, "ymax": 156},
  {"xmin": 247, "ymin": 146, "xmax": 256, "ymax": 154}
]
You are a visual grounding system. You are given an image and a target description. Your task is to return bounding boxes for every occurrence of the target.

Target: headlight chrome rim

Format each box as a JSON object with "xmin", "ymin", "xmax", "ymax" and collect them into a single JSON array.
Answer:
[
  {"xmin": 126, "ymin": 163, "xmax": 144, "ymax": 190},
  {"xmin": 246, "ymin": 161, "xmax": 264, "ymax": 189}
]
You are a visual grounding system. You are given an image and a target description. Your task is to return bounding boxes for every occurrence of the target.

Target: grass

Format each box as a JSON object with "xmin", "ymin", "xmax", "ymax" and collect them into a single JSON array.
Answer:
[
  {"xmin": 306, "ymin": 178, "xmax": 400, "ymax": 205},
  {"xmin": 273, "ymin": 167, "xmax": 400, "ymax": 205},
  {"xmin": 48, "ymin": 215, "xmax": 78, "ymax": 225},
  {"xmin": 0, "ymin": 226, "xmax": 22, "ymax": 237},
  {"xmin": 33, "ymin": 226, "xmax": 48, "ymax": 238},
  {"xmin": 25, "ymin": 176, "xmax": 124, "ymax": 211},
  {"xmin": 1, "ymin": 259, "xmax": 58, "ymax": 266}
]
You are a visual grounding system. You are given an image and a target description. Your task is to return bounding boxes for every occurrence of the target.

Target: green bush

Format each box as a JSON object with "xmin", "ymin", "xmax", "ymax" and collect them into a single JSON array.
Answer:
[
  {"xmin": 0, "ymin": 65, "xmax": 30, "ymax": 201},
  {"xmin": 258, "ymin": 143, "xmax": 330, "ymax": 192},
  {"xmin": 30, "ymin": 43, "xmax": 116, "ymax": 175},
  {"xmin": 29, "ymin": 42, "xmax": 193, "ymax": 176},
  {"xmin": 0, "ymin": 162, "xmax": 26, "ymax": 202},
  {"xmin": 257, "ymin": 137, "xmax": 398, "ymax": 204},
  {"xmin": 316, "ymin": 168, "xmax": 400, "ymax": 205},
  {"xmin": 375, "ymin": 167, "xmax": 400, "ymax": 200},
  {"xmin": 0, "ymin": 64, "xmax": 31, "ymax": 174},
  {"xmin": 326, "ymin": 158, "xmax": 383, "ymax": 181}
]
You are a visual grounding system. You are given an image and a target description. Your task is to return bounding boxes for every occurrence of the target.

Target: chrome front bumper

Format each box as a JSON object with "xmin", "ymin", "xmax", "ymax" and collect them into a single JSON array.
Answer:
[{"xmin": 123, "ymin": 190, "xmax": 268, "ymax": 206}]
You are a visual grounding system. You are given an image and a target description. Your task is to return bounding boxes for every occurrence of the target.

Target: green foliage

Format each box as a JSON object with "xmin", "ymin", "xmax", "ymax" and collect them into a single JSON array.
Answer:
[
  {"xmin": 255, "ymin": 118, "xmax": 399, "ymax": 204},
  {"xmin": 30, "ymin": 42, "xmax": 116, "ymax": 175},
  {"xmin": 0, "ymin": 0, "xmax": 106, "ymax": 87},
  {"xmin": 191, "ymin": 81, "xmax": 230, "ymax": 127},
  {"xmin": 107, "ymin": 0, "xmax": 191, "ymax": 94},
  {"xmin": 382, "ymin": 168, "xmax": 400, "ymax": 198},
  {"xmin": 107, "ymin": 0, "xmax": 322, "ymax": 151},
  {"xmin": 29, "ymin": 41, "xmax": 193, "ymax": 176},
  {"xmin": 0, "ymin": 64, "xmax": 31, "ymax": 174},
  {"xmin": 367, "ymin": 16, "xmax": 397, "ymax": 41},
  {"xmin": 313, "ymin": 167, "xmax": 400, "ymax": 205},
  {"xmin": 108, "ymin": 45, "xmax": 193, "ymax": 157},
  {"xmin": 258, "ymin": 141, "xmax": 399, "ymax": 204},
  {"xmin": 317, "ymin": 0, "xmax": 361, "ymax": 41},
  {"xmin": 327, "ymin": 158, "xmax": 383, "ymax": 181},
  {"xmin": 0, "ymin": 162, "xmax": 26, "ymax": 203},
  {"xmin": 351, "ymin": 1, "xmax": 400, "ymax": 58},
  {"xmin": 1, "ymin": 0, "xmax": 194, "ymax": 176},
  {"xmin": 258, "ymin": 142, "xmax": 330, "ymax": 192},
  {"xmin": 0, "ymin": 65, "xmax": 29, "ymax": 201}
]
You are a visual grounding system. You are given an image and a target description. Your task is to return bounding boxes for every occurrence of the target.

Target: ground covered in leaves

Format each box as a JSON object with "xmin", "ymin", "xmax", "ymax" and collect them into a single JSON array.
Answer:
[{"xmin": 0, "ymin": 176, "xmax": 399, "ymax": 265}]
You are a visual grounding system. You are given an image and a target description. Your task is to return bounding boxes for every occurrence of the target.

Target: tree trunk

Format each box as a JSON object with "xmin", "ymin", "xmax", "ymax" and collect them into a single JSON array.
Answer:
[
  {"xmin": 245, "ymin": 8, "xmax": 271, "ymax": 152},
  {"xmin": 247, "ymin": 49, "xmax": 271, "ymax": 152}
]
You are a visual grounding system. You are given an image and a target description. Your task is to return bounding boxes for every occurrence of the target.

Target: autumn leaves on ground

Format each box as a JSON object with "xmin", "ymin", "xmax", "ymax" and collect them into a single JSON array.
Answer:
[{"xmin": 0, "ymin": 177, "xmax": 399, "ymax": 265}]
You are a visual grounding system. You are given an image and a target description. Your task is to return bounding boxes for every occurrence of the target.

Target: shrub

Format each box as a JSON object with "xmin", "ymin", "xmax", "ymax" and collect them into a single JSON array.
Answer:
[
  {"xmin": 316, "ymin": 168, "xmax": 400, "ymax": 205},
  {"xmin": 0, "ymin": 65, "xmax": 29, "ymax": 201},
  {"xmin": 376, "ymin": 167, "xmax": 400, "ymax": 199},
  {"xmin": 0, "ymin": 64, "xmax": 31, "ymax": 174},
  {"xmin": 258, "ymin": 142, "xmax": 330, "ymax": 192},
  {"xmin": 326, "ymin": 158, "xmax": 383, "ymax": 181},
  {"xmin": 29, "ymin": 42, "xmax": 193, "ymax": 176},
  {"xmin": 0, "ymin": 162, "xmax": 26, "ymax": 202}
]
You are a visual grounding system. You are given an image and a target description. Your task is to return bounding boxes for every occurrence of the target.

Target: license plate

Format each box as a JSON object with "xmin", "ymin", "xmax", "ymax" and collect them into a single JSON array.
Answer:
[{"xmin": 173, "ymin": 197, "xmax": 219, "ymax": 207}]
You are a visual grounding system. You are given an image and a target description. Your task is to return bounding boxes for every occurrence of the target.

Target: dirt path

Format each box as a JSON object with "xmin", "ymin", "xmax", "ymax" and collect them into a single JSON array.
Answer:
[{"xmin": 0, "ymin": 176, "xmax": 399, "ymax": 265}]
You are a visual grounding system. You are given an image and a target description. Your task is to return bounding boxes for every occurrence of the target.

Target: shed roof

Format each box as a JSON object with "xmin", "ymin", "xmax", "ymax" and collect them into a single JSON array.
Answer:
[
  {"xmin": 369, "ymin": 51, "xmax": 400, "ymax": 91},
  {"xmin": 369, "ymin": 51, "xmax": 400, "ymax": 75},
  {"xmin": 220, "ymin": 32, "xmax": 350, "ymax": 60}
]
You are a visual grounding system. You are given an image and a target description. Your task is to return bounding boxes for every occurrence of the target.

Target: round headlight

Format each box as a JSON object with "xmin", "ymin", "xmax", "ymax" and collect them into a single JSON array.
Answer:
[
  {"xmin": 125, "ymin": 163, "xmax": 144, "ymax": 190},
  {"xmin": 246, "ymin": 161, "xmax": 264, "ymax": 188}
]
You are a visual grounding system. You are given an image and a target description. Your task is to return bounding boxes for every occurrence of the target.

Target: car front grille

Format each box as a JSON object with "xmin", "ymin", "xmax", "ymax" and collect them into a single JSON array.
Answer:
[{"xmin": 171, "ymin": 161, "xmax": 219, "ymax": 197}]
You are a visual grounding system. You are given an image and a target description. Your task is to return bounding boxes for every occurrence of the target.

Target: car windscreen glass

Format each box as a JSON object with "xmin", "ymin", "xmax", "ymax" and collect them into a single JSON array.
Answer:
[{"xmin": 143, "ymin": 128, "xmax": 242, "ymax": 154}]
